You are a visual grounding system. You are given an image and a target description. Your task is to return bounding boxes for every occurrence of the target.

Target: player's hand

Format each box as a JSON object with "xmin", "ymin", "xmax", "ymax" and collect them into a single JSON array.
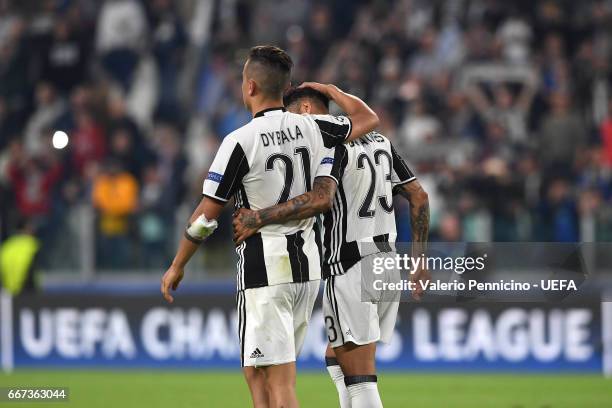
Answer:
[
  {"xmin": 410, "ymin": 267, "xmax": 431, "ymax": 301},
  {"xmin": 161, "ymin": 264, "xmax": 184, "ymax": 303},
  {"xmin": 233, "ymin": 208, "xmax": 261, "ymax": 245},
  {"xmin": 298, "ymin": 82, "xmax": 332, "ymax": 97}
]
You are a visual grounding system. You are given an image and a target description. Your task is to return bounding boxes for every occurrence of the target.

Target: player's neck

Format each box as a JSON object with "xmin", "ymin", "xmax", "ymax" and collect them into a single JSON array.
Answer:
[{"xmin": 250, "ymin": 98, "xmax": 284, "ymax": 117}]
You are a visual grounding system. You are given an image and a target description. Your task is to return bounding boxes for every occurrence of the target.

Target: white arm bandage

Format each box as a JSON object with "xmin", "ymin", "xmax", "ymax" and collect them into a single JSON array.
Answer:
[{"xmin": 185, "ymin": 214, "xmax": 218, "ymax": 243}]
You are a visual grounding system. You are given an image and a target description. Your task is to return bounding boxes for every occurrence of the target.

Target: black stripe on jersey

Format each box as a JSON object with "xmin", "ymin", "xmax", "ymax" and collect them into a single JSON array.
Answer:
[
  {"xmin": 236, "ymin": 241, "xmax": 246, "ymax": 290},
  {"xmin": 286, "ymin": 230, "xmax": 310, "ymax": 282},
  {"xmin": 322, "ymin": 201, "xmax": 334, "ymax": 277},
  {"xmin": 322, "ymin": 180, "xmax": 362, "ymax": 278},
  {"xmin": 373, "ymin": 233, "xmax": 393, "ymax": 253},
  {"xmin": 232, "ymin": 183, "xmax": 250, "ymax": 305},
  {"xmin": 321, "ymin": 148, "xmax": 349, "ymax": 278},
  {"xmin": 313, "ymin": 219, "xmax": 323, "ymax": 266},
  {"xmin": 233, "ymin": 188, "xmax": 246, "ymax": 289},
  {"xmin": 315, "ymin": 118, "xmax": 352, "ymax": 148},
  {"xmin": 237, "ymin": 292, "xmax": 241, "ymax": 366},
  {"xmin": 237, "ymin": 291, "xmax": 246, "ymax": 367},
  {"xmin": 329, "ymin": 145, "xmax": 348, "ymax": 182},
  {"xmin": 321, "ymin": 188, "xmax": 346, "ymax": 277},
  {"xmin": 337, "ymin": 182, "xmax": 360, "ymax": 269},
  {"xmin": 243, "ymin": 233, "xmax": 268, "ymax": 288},
  {"xmin": 234, "ymin": 183, "xmax": 250, "ymax": 210},
  {"xmin": 337, "ymin": 182, "xmax": 349, "ymax": 257},
  {"xmin": 215, "ymin": 143, "xmax": 250, "ymax": 200},
  {"xmin": 390, "ymin": 143, "xmax": 415, "ymax": 183},
  {"xmin": 240, "ymin": 185, "xmax": 250, "ymax": 208}
]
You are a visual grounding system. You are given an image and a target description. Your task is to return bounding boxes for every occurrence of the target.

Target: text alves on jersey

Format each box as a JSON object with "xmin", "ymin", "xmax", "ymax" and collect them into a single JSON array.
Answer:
[{"xmin": 348, "ymin": 131, "xmax": 385, "ymax": 147}]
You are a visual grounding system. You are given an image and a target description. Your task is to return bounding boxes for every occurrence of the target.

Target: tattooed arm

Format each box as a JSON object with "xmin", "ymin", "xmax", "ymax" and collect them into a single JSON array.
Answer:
[
  {"xmin": 233, "ymin": 177, "xmax": 337, "ymax": 244},
  {"xmin": 394, "ymin": 179, "xmax": 429, "ymax": 250},
  {"xmin": 393, "ymin": 179, "xmax": 430, "ymax": 300}
]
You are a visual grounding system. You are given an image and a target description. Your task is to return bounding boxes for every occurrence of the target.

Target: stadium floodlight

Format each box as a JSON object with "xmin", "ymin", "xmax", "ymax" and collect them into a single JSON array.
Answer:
[{"xmin": 52, "ymin": 131, "xmax": 69, "ymax": 150}]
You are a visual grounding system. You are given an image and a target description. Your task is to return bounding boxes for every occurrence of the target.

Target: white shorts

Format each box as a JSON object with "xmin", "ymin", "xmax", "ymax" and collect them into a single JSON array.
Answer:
[
  {"xmin": 237, "ymin": 280, "xmax": 320, "ymax": 367},
  {"xmin": 323, "ymin": 254, "xmax": 399, "ymax": 348}
]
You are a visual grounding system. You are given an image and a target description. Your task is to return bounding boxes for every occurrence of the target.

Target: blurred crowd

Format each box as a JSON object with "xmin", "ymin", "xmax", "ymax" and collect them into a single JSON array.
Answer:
[{"xmin": 0, "ymin": 0, "xmax": 611, "ymax": 273}]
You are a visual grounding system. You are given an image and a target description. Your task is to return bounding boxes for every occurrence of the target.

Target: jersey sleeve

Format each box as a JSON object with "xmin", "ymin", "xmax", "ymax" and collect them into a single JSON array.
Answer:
[
  {"xmin": 311, "ymin": 114, "xmax": 352, "ymax": 148},
  {"xmin": 202, "ymin": 136, "xmax": 250, "ymax": 202},
  {"xmin": 390, "ymin": 143, "xmax": 416, "ymax": 187},
  {"xmin": 314, "ymin": 144, "xmax": 348, "ymax": 185}
]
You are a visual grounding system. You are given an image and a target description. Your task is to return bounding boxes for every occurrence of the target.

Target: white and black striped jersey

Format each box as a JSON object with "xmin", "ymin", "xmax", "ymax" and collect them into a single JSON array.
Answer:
[
  {"xmin": 203, "ymin": 108, "xmax": 351, "ymax": 290},
  {"xmin": 321, "ymin": 131, "xmax": 415, "ymax": 277}
]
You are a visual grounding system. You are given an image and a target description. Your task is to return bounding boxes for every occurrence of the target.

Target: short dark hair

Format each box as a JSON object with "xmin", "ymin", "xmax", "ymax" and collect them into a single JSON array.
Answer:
[
  {"xmin": 283, "ymin": 86, "xmax": 330, "ymax": 110},
  {"xmin": 247, "ymin": 45, "xmax": 293, "ymax": 98}
]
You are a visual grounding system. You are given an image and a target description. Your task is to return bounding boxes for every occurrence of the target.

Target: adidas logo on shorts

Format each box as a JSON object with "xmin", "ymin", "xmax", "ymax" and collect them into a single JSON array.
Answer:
[{"xmin": 250, "ymin": 348, "xmax": 264, "ymax": 358}]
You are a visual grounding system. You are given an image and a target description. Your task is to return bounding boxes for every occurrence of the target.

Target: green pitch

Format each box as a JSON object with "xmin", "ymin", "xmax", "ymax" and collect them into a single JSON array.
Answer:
[{"xmin": 1, "ymin": 370, "xmax": 611, "ymax": 407}]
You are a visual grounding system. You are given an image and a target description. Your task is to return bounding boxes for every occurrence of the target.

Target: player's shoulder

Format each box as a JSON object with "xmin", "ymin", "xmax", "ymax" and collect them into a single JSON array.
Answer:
[
  {"xmin": 285, "ymin": 111, "xmax": 316, "ymax": 125},
  {"xmin": 308, "ymin": 113, "xmax": 350, "ymax": 126},
  {"xmin": 223, "ymin": 120, "xmax": 258, "ymax": 147}
]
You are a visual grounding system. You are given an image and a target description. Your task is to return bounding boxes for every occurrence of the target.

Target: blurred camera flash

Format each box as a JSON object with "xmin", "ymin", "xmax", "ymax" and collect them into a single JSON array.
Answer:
[{"xmin": 52, "ymin": 130, "xmax": 69, "ymax": 149}]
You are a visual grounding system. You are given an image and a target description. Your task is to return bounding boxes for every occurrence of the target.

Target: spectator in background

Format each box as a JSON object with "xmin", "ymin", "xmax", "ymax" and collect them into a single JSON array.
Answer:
[
  {"xmin": 5, "ymin": 136, "xmax": 64, "ymax": 265},
  {"xmin": 490, "ymin": 84, "xmax": 533, "ymax": 144},
  {"xmin": 465, "ymin": 69, "xmax": 537, "ymax": 145},
  {"xmin": 108, "ymin": 125, "xmax": 150, "ymax": 181},
  {"xmin": 0, "ymin": 218, "xmax": 39, "ymax": 295},
  {"xmin": 92, "ymin": 158, "xmax": 138, "ymax": 269},
  {"xmin": 96, "ymin": 0, "xmax": 147, "ymax": 91},
  {"xmin": 105, "ymin": 89, "xmax": 155, "ymax": 179},
  {"xmin": 7, "ymin": 140, "xmax": 62, "ymax": 221},
  {"xmin": 398, "ymin": 99, "xmax": 441, "ymax": 147},
  {"xmin": 496, "ymin": 12, "xmax": 532, "ymax": 65},
  {"xmin": 138, "ymin": 165, "xmax": 169, "ymax": 268},
  {"xmin": 0, "ymin": 13, "xmax": 28, "ymax": 110},
  {"xmin": 539, "ymin": 92, "xmax": 587, "ymax": 178},
  {"xmin": 463, "ymin": 22, "xmax": 496, "ymax": 63},
  {"xmin": 437, "ymin": 212, "xmax": 463, "ymax": 242},
  {"xmin": 70, "ymin": 109, "xmax": 106, "ymax": 177},
  {"xmin": 151, "ymin": 123, "xmax": 187, "ymax": 211},
  {"xmin": 305, "ymin": 4, "xmax": 333, "ymax": 64},
  {"xmin": 28, "ymin": 0, "xmax": 56, "ymax": 41},
  {"xmin": 578, "ymin": 187, "xmax": 612, "ymax": 241},
  {"xmin": 446, "ymin": 91, "xmax": 477, "ymax": 139},
  {"xmin": 537, "ymin": 178, "xmax": 579, "ymax": 242},
  {"xmin": 148, "ymin": 0, "xmax": 187, "ymax": 122},
  {"xmin": 540, "ymin": 33, "xmax": 570, "ymax": 95},
  {"xmin": 53, "ymin": 84, "xmax": 92, "ymax": 132},
  {"xmin": 40, "ymin": 18, "xmax": 90, "ymax": 94},
  {"xmin": 409, "ymin": 28, "xmax": 446, "ymax": 82},
  {"xmin": 213, "ymin": 80, "xmax": 251, "ymax": 139},
  {"xmin": 106, "ymin": 88, "xmax": 139, "ymax": 133},
  {"xmin": 373, "ymin": 42, "xmax": 404, "ymax": 105},
  {"xmin": 600, "ymin": 99, "xmax": 612, "ymax": 168},
  {"xmin": 466, "ymin": 157, "xmax": 525, "ymax": 241},
  {"xmin": 24, "ymin": 82, "xmax": 66, "ymax": 156},
  {"xmin": 0, "ymin": 95, "xmax": 21, "ymax": 151}
]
